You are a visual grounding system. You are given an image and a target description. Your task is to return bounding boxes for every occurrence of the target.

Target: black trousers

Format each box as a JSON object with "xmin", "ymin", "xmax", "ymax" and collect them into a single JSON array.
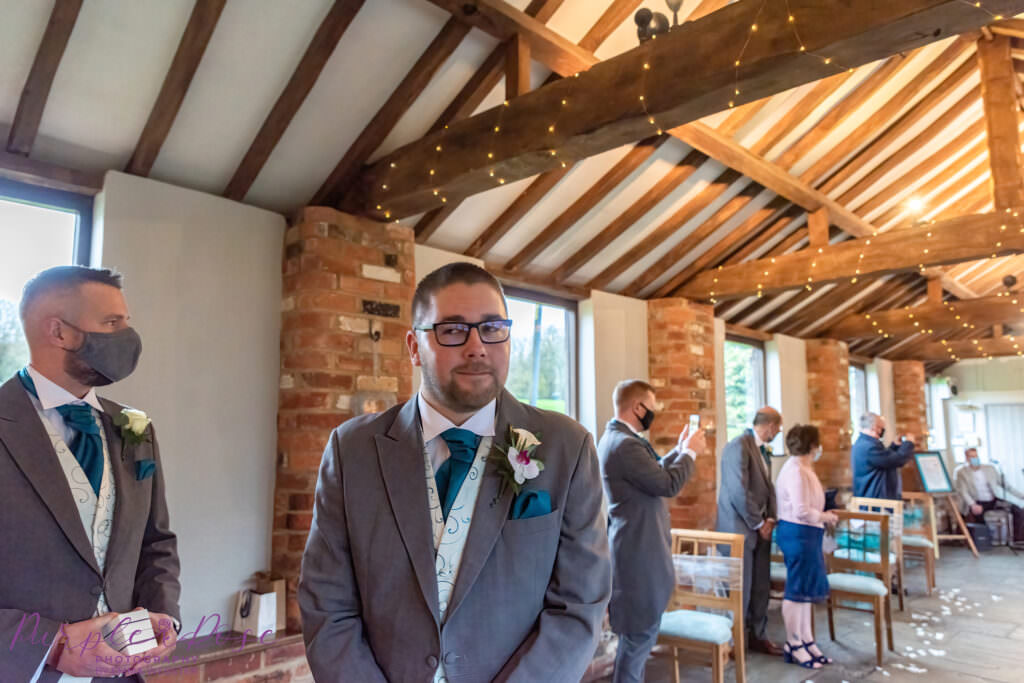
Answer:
[{"xmin": 967, "ymin": 499, "xmax": 1024, "ymax": 542}]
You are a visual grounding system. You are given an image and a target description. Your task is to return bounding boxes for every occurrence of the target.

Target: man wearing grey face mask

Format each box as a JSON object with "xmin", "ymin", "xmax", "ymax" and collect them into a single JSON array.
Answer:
[{"xmin": 0, "ymin": 266, "xmax": 180, "ymax": 681}]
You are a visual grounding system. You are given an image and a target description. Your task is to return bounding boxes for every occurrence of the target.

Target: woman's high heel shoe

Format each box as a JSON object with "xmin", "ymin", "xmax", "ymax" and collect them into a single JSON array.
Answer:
[
  {"xmin": 802, "ymin": 640, "xmax": 833, "ymax": 665},
  {"xmin": 782, "ymin": 641, "xmax": 822, "ymax": 669}
]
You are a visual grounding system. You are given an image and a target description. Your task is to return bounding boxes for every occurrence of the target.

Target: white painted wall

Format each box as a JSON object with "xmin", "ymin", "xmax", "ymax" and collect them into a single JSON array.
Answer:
[
  {"xmin": 577, "ymin": 290, "xmax": 649, "ymax": 438},
  {"xmin": 765, "ymin": 333, "xmax": 809, "ymax": 478},
  {"xmin": 93, "ymin": 171, "xmax": 284, "ymax": 632},
  {"xmin": 867, "ymin": 358, "xmax": 896, "ymax": 432}
]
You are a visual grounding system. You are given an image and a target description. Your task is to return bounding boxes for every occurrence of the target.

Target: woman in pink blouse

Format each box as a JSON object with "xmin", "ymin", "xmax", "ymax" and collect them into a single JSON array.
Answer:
[{"xmin": 775, "ymin": 424, "xmax": 839, "ymax": 669}]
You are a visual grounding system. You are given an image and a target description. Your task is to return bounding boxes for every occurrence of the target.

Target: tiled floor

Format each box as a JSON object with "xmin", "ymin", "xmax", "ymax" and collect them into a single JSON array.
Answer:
[{"xmin": 592, "ymin": 545, "xmax": 1024, "ymax": 682}]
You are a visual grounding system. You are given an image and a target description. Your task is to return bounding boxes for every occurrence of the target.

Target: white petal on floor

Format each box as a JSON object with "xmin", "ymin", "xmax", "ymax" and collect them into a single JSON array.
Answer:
[
  {"xmin": 934, "ymin": 633, "xmax": 945, "ymax": 640},
  {"xmin": 992, "ymin": 595, "xmax": 1003, "ymax": 601},
  {"xmin": 906, "ymin": 664, "xmax": 929, "ymax": 673},
  {"xmin": 928, "ymin": 649, "xmax": 946, "ymax": 656}
]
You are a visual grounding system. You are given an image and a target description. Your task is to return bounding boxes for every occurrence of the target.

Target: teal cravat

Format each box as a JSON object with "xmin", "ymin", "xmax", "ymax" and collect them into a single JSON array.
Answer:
[
  {"xmin": 18, "ymin": 368, "xmax": 104, "ymax": 495},
  {"xmin": 759, "ymin": 443, "xmax": 771, "ymax": 472},
  {"xmin": 435, "ymin": 428, "xmax": 481, "ymax": 521}
]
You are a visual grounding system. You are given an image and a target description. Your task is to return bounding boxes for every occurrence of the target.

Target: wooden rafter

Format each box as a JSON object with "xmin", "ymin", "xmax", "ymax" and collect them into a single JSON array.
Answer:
[
  {"xmin": 7, "ymin": 0, "xmax": 83, "ymax": 156},
  {"xmin": 825, "ymin": 294, "xmax": 1024, "ymax": 338},
  {"xmin": 312, "ymin": 17, "xmax": 472, "ymax": 206},
  {"xmin": 222, "ymin": 0, "xmax": 364, "ymax": 200},
  {"xmin": 890, "ymin": 335, "xmax": 1024, "ymax": 360},
  {"xmin": 125, "ymin": 0, "xmax": 227, "ymax": 177},
  {"xmin": 506, "ymin": 34, "xmax": 531, "ymax": 99},
  {"xmin": 679, "ymin": 212, "xmax": 1024, "ymax": 301},
  {"xmin": 0, "ymin": 148, "xmax": 103, "ymax": 195},
  {"xmin": 414, "ymin": 0, "xmax": 627, "ymax": 244},
  {"xmin": 977, "ymin": 33, "xmax": 1024, "ymax": 209},
  {"xmin": 348, "ymin": 0, "xmax": 1020, "ymax": 219},
  {"xmin": 465, "ymin": 169, "xmax": 571, "ymax": 257}
]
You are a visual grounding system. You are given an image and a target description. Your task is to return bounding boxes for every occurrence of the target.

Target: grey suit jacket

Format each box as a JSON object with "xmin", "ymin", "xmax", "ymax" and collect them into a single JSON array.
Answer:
[
  {"xmin": 0, "ymin": 375, "xmax": 180, "ymax": 683},
  {"xmin": 299, "ymin": 389, "xmax": 611, "ymax": 683},
  {"xmin": 597, "ymin": 420, "xmax": 694, "ymax": 634},
  {"xmin": 716, "ymin": 430, "xmax": 776, "ymax": 542}
]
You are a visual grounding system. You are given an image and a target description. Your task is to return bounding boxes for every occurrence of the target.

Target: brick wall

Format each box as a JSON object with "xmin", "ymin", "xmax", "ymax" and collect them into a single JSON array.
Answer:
[
  {"xmin": 806, "ymin": 339, "xmax": 852, "ymax": 489},
  {"xmin": 146, "ymin": 637, "xmax": 308, "ymax": 683},
  {"xmin": 647, "ymin": 298, "xmax": 717, "ymax": 530},
  {"xmin": 892, "ymin": 360, "xmax": 927, "ymax": 492},
  {"xmin": 273, "ymin": 207, "xmax": 414, "ymax": 631}
]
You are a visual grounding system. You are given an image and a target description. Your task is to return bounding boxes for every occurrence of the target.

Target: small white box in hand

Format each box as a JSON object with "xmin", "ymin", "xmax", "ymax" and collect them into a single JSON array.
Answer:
[
  {"xmin": 102, "ymin": 609, "xmax": 157, "ymax": 657},
  {"xmin": 233, "ymin": 590, "xmax": 277, "ymax": 636}
]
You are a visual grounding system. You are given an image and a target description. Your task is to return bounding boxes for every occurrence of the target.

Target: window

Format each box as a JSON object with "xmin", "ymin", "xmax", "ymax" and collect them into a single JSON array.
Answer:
[
  {"xmin": 504, "ymin": 288, "xmax": 576, "ymax": 418},
  {"xmin": 849, "ymin": 362, "xmax": 867, "ymax": 432},
  {"xmin": 926, "ymin": 377, "xmax": 949, "ymax": 450},
  {"xmin": 724, "ymin": 336, "xmax": 765, "ymax": 442},
  {"xmin": 0, "ymin": 179, "xmax": 91, "ymax": 378}
]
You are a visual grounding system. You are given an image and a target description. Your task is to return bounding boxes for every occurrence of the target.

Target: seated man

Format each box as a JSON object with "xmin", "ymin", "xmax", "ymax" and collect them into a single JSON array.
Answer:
[{"xmin": 955, "ymin": 448, "xmax": 1024, "ymax": 542}]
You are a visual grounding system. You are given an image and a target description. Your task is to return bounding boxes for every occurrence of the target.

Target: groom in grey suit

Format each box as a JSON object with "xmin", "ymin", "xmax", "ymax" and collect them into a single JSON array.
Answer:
[
  {"xmin": 299, "ymin": 262, "xmax": 611, "ymax": 682},
  {"xmin": 0, "ymin": 266, "xmax": 180, "ymax": 681},
  {"xmin": 716, "ymin": 407, "xmax": 782, "ymax": 656}
]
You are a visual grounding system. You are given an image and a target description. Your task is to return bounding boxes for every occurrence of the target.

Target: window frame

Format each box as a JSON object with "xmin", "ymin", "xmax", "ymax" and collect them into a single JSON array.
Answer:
[
  {"xmin": 848, "ymin": 361, "xmax": 868, "ymax": 432},
  {"xmin": 723, "ymin": 334, "xmax": 767, "ymax": 441},
  {"xmin": 0, "ymin": 178, "xmax": 93, "ymax": 265},
  {"xmin": 502, "ymin": 285, "xmax": 578, "ymax": 420}
]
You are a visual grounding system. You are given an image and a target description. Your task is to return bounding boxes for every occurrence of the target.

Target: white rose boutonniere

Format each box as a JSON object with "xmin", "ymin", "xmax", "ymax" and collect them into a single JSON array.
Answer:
[{"xmin": 113, "ymin": 408, "xmax": 157, "ymax": 481}]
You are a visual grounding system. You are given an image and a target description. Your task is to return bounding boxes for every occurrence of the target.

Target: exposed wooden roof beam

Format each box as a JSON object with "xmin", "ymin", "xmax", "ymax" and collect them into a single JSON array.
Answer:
[
  {"xmin": 825, "ymin": 293, "xmax": 1024, "ymax": 338},
  {"xmin": 502, "ymin": 134, "xmax": 668, "ymax": 271},
  {"xmin": 425, "ymin": 0, "xmax": 597, "ymax": 76},
  {"xmin": 679, "ymin": 212, "xmax": 1024, "ymax": 300},
  {"xmin": 550, "ymin": 151, "xmax": 710, "ymax": 284},
  {"xmin": 348, "ymin": 0, "xmax": 1019, "ymax": 219},
  {"xmin": 413, "ymin": 0, "xmax": 568, "ymax": 240},
  {"xmin": 312, "ymin": 17, "xmax": 472, "ymax": 206},
  {"xmin": 125, "ymin": 0, "xmax": 227, "ymax": 177},
  {"xmin": 7, "ymin": 0, "xmax": 83, "ymax": 156},
  {"xmin": 890, "ymin": 334, "xmax": 1024, "ymax": 360},
  {"xmin": 465, "ymin": 168, "xmax": 571, "ymax": 257},
  {"xmin": 222, "ymin": 0, "xmax": 363, "ymax": 200},
  {"xmin": 0, "ymin": 148, "xmax": 103, "ymax": 195},
  {"xmin": 978, "ymin": 33, "xmax": 1024, "ymax": 208},
  {"xmin": 991, "ymin": 18, "xmax": 1024, "ymax": 40}
]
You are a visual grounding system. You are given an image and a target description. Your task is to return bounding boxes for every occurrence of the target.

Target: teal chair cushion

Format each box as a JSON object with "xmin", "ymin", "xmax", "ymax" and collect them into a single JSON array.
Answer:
[
  {"xmin": 827, "ymin": 572, "xmax": 888, "ymax": 596},
  {"xmin": 770, "ymin": 562, "xmax": 787, "ymax": 582},
  {"xmin": 834, "ymin": 548, "xmax": 896, "ymax": 564},
  {"xmin": 659, "ymin": 610, "xmax": 733, "ymax": 645},
  {"xmin": 902, "ymin": 535, "xmax": 934, "ymax": 549}
]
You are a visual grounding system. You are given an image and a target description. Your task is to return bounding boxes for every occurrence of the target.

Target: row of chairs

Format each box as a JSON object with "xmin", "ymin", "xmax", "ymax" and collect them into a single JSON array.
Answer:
[{"xmin": 657, "ymin": 494, "xmax": 942, "ymax": 680}]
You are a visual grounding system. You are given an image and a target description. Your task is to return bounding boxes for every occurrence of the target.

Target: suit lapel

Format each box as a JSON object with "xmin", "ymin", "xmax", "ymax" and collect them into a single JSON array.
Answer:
[
  {"xmin": 376, "ymin": 399, "xmax": 441, "ymax": 625},
  {"xmin": 444, "ymin": 390, "xmax": 520, "ymax": 622},
  {"xmin": 746, "ymin": 431, "xmax": 770, "ymax": 483},
  {"xmin": 97, "ymin": 398, "xmax": 138, "ymax": 579},
  {"xmin": 0, "ymin": 376, "xmax": 101, "ymax": 576}
]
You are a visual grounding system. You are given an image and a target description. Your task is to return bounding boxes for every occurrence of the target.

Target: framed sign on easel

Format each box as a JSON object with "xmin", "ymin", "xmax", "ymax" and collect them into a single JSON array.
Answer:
[{"xmin": 914, "ymin": 451, "xmax": 979, "ymax": 558}]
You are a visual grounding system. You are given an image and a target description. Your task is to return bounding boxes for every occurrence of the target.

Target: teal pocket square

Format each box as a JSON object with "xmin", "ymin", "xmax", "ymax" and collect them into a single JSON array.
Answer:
[
  {"xmin": 136, "ymin": 459, "xmax": 156, "ymax": 481},
  {"xmin": 511, "ymin": 490, "xmax": 551, "ymax": 520}
]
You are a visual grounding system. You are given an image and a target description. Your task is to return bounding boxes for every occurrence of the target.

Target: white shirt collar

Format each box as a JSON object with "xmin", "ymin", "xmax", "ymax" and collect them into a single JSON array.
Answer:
[
  {"xmin": 417, "ymin": 392, "xmax": 496, "ymax": 443},
  {"xmin": 26, "ymin": 365, "xmax": 103, "ymax": 412},
  {"xmin": 753, "ymin": 430, "xmax": 765, "ymax": 448}
]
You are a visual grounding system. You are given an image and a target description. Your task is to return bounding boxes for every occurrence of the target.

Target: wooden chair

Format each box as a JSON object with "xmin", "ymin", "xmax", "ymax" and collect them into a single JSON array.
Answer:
[
  {"xmin": 826, "ymin": 510, "xmax": 894, "ymax": 666},
  {"xmin": 657, "ymin": 529, "xmax": 746, "ymax": 683},
  {"xmin": 848, "ymin": 496, "xmax": 905, "ymax": 610},
  {"xmin": 902, "ymin": 491, "xmax": 938, "ymax": 595}
]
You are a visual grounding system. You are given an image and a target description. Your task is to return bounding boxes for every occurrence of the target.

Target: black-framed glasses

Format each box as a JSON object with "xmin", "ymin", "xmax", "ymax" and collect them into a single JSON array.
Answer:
[{"xmin": 414, "ymin": 319, "xmax": 513, "ymax": 347}]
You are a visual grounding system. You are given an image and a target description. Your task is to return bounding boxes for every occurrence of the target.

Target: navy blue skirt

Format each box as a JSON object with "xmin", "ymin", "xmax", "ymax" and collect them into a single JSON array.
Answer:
[{"xmin": 776, "ymin": 520, "xmax": 830, "ymax": 603}]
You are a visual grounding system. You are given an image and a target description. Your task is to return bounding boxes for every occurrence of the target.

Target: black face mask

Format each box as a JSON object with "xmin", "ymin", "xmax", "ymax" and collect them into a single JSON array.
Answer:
[
  {"xmin": 636, "ymin": 405, "xmax": 655, "ymax": 431},
  {"xmin": 878, "ymin": 427, "xmax": 886, "ymax": 440}
]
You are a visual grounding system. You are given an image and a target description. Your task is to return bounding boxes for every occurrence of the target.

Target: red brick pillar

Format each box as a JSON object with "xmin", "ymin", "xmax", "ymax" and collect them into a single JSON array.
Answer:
[
  {"xmin": 274, "ymin": 207, "xmax": 414, "ymax": 631},
  {"xmin": 892, "ymin": 360, "xmax": 927, "ymax": 491},
  {"xmin": 648, "ymin": 298, "xmax": 717, "ymax": 530},
  {"xmin": 806, "ymin": 339, "xmax": 851, "ymax": 489}
]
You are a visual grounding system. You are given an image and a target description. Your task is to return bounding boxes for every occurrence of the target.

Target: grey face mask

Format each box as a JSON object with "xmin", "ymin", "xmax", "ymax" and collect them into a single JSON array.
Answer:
[{"xmin": 62, "ymin": 320, "xmax": 142, "ymax": 384}]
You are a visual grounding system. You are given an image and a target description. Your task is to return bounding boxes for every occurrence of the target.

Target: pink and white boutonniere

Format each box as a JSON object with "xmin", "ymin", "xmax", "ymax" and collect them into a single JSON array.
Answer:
[{"xmin": 491, "ymin": 426, "xmax": 544, "ymax": 497}]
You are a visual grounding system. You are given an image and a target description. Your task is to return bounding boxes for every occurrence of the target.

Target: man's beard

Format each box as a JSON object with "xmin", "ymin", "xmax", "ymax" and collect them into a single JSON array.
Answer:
[
  {"xmin": 64, "ymin": 351, "xmax": 112, "ymax": 387},
  {"xmin": 422, "ymin": 362, "xmax": 500, "ymax": 413}
]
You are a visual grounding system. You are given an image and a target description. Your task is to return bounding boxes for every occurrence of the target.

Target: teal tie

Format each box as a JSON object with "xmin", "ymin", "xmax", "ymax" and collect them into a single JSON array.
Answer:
[
  {"xmin": 759, "ymin": 443, "xmax": 771, "ymax": 472},
  {"xmin": 435, "ymin": 428, "xmax": 481, "ymax": 521},
  {"xmin": 18, "ymin": 368, "xmax": 104, "ymax": 495}
]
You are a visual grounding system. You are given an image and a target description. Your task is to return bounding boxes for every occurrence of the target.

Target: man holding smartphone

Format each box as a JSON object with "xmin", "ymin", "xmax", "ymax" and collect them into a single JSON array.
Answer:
[{"xmin": 597, "ymin": 380, "xmax": 706, "ymax": 683}]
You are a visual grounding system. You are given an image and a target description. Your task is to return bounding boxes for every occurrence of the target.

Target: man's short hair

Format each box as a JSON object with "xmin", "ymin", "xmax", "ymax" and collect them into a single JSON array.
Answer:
[
  {"xmin": 411, "ymin": 262, "xmax": 506, "ymax": 326},
  {"xmin": 860, "ymin": 412, "xmax": 881, "ymax": 430},
  {"xmin": 20, "ymin": 266, "xmax": 123, "ymax": 323},
  {"xmin": 965, "ymin": 447, "xmax": 978, "ymax": 457},
  {"xmin": 752, "ymin": 408, "xmax": 781, "ymax": 427},
  {"xmin": 613, "ymin": 379, "xmax": 654, "ymax": 411}
]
